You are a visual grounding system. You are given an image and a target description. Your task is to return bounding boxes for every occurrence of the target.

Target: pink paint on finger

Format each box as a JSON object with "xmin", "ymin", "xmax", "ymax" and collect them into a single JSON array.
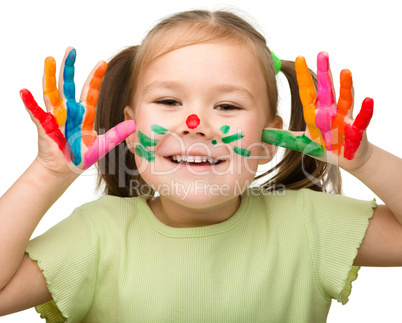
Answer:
[
  {"xmin": 315, "ymin": 107, "xmax": 337, "ymax": 150},
  {"xmin": 83, "ymin": 120, "xmax": 136, "ymax": 169},
  {"xmin": 317, "ymin": 52, "xmax": 335, "ymax": 106},
  {"xmin": 344, "ymin": 98, "xmax": 374, "ymax": 160},
  {"xmin": 20, "ymin": 89, "xmax": 71, "ymax": 162}
]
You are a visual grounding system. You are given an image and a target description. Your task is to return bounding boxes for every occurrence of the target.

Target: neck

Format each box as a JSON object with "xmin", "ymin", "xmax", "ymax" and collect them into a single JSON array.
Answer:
[{"xmin": 148, "ymin": 195, "xmax": 241, "ymax": 228}]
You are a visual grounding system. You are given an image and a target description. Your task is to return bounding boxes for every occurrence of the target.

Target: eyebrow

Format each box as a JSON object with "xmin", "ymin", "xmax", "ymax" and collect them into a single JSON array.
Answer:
[{"xmin": 142, "ymin": 80, "xmax": 255, "ymax": 101}]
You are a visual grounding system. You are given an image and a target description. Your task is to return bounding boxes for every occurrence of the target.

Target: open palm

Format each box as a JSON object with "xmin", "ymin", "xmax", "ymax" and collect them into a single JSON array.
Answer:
[
  {"xmin": 20, "ymin": 47, "xmax": 136, "ymax": 173},
  {"xmin": 262, "ymin": 52, "xmax": 373, "ymax": 168}
]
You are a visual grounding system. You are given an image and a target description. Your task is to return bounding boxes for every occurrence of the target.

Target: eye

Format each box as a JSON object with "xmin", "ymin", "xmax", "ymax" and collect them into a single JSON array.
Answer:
[
  {"xmin": 215, "ymin": 104, "xmax": 242, "ymax": 111},
  {"xmin": 155, "ymin": 99, "xmax": 181, "ymax": 107}
]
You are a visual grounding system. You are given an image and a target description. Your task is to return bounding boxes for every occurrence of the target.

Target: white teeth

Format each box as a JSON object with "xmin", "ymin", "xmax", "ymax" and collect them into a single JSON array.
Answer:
[{"xmin": 171, "ymin": 155, "xmax": 220, "ymax": 165}]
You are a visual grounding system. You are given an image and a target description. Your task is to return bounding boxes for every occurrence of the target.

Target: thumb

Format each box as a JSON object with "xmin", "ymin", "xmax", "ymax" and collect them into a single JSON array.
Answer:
[{"xmin": 82, "ymin": 120, "xmax": 136, "ymax": 169}]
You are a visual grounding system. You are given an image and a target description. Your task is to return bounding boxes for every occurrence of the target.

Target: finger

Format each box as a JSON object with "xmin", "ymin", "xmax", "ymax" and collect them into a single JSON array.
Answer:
[
  {"xmin": 317, "ymin": 51, "xmax": 335, "ymax": 107},
  {"xmin": 61, "ymin": 48, "xmax": 77, "ymax": 101},
  {"xmin": 42, "ymin": 56, "xmax": 67, "ymax": 126},
  {"xmin": 59, "ymin": 48, "xmax": 86, "ymax": 166},
  {"xmin": 337, "ymin": 69, "xmax": 353, "ymax": 116},
  {"xmin": 80, "ymin": 61, "xmax": 108, "ymax": 147},
  {"xmin": 295, "ymin": 56, "xmax": 317, "ymax": 111},
  {"xmin": 295, "ymin": 56, "xmax": 324, "ymax": 146},
  {"xmin": 19, "ymin": 89, "xmax": 70, "ymax": 160},
  {"xmin": 353, "ymin": 97, "xmax": 374, "ymax": 132},
  {"xmin": 261, "ymin": 129, "xmax": 325, "ymax": 158},
  {"xmin": 83, "ymin": 120, "xmax": 136, "ymax": 169},
  {"xmin": 343, "ymin": 98, "xmax": 374, "ymax": 160}
]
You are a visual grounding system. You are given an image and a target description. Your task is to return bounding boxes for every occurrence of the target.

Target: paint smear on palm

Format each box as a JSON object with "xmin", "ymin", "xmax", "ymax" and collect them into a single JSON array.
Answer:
[{"xmin": 262, "ymin": 129, "xmax": 326, "ymax": 158}]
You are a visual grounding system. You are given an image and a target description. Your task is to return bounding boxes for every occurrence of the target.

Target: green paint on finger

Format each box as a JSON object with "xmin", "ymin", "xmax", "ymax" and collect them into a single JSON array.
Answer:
[
  {"xmin": 233, "ymin": 146, "xmax": 251, "ymax": 157},
  {"xmin": 261, "ymin": 129, "xmax": 326, "ymax": 157},
  {"xmin": 151, "ymin": 124, "xmax": 168, "ymax": 135},
  {"xmin": 222, "ymin": 132, "xmax": 244, "ymax": 144}
]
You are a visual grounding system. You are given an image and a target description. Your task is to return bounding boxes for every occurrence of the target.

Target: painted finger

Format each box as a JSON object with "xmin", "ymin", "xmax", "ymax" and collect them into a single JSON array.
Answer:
[
  {"xmin": 42, "ymin": 56, "xmax": 66, "ymax": 126},
  {"xmin": 59, "ymin": 48, "xmax": 85, "ymax": 166},
  {"xmin": 80, "ymin": 61, "xmax": 108, "ymax": 148},
  {"xmin": 261, "ymin": 129, "xmax": 325, "ymax": 158},
  {"xmin": 83, "ymin": 120, "xmax": 136, "ymax": 169},
  {"xmin": 353, "ymin": 97, "xmax": 374, "ymax": 132},
  {"xmin": 20, "ymin": 89, "xmax": 71, "ymax": 161},
  {"xmin": 316, "ymin": 52, "xmax": 335, "ymax": 107},
  {"xmin": 295, "ymin": 56, "xmax": 324, "ymax": 146},
  {"xmin": 337, "ymin": 69, "xmax": 353, "ymax": 116},
  {"xmin": 344, "ymin": 98, "xmax": 374, "ymax": 160},
  {"xmin": 329, "ymin": 69, "xmax": 353, "ymax": 155},
  {"xmin": 295, "ymin": 56, "xmax": 317, "ymax": 112},
  {"xmin": 62, "ymin": 48, "xmax": 77, "ymax": 101}
]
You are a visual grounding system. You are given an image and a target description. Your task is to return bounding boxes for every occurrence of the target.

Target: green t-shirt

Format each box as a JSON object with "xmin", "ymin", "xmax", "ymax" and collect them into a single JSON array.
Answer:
[{"xmin": 26, "ymin": 188, "xmax": 375, "ymax": 322}]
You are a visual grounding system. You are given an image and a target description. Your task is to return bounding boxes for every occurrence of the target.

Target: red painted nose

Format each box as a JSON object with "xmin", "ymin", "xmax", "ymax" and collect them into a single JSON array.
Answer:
[{"xmin": 186, "ymin": 114, "xmax": 200, "ymax": 129}]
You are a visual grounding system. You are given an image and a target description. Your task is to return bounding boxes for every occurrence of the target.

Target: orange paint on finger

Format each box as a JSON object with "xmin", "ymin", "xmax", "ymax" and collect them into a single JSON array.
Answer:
[
  {"xmin": 43, "ymin": 57, "xmax": 66, "ymax": 126},
  {"xmin": 337, "ymin": 69, "xmax": 353, "ymax": 116},
  {"xmin": 82, "ymin": 61, "xmax": 107, "ymax": 147},
  {"xmin": 295, "ymin": 56, "xmax": 324, "ymax": 147}
]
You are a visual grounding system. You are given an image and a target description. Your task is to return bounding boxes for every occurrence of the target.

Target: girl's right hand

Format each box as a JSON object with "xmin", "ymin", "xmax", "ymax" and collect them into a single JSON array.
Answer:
[{"xmin": 20, "ymin": 47, "xmax": 136, "ymax": 176}]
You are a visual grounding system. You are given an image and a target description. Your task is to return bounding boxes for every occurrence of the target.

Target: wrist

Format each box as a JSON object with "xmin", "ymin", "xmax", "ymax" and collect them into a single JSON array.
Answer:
[{"xmin": 29, "ymin": 158, "xmax": 79, "ymax": 194}]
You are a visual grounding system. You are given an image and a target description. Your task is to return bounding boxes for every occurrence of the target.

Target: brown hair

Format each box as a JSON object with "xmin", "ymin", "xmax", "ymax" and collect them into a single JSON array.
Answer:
[{"xmin": 95, "ymin": 9, "xmax": 341, "ymax": 197}]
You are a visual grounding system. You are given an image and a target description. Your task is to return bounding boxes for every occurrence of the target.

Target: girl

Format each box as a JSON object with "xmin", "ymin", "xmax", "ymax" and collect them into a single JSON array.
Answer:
[{"xmin": 1, "ymin": 9, "xmax": 402, "ymax": 322}]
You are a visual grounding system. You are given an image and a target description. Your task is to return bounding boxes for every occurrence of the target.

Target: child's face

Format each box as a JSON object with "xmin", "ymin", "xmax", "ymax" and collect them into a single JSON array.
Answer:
[{"xmin": 127, "ymin": 42, "xmax": 276, "ymax": 208}]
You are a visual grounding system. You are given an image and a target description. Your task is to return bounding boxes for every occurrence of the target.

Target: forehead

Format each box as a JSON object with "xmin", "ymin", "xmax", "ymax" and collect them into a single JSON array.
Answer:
[{"xmin": 138, "ymin": 42, "xmax": 267, "ymax": 98}]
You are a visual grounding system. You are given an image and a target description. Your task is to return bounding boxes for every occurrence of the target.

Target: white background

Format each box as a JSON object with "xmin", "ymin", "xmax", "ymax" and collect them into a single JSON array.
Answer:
[{"xmin": 1, "ymin": 0, "xmax": 401, "ymax": 321}]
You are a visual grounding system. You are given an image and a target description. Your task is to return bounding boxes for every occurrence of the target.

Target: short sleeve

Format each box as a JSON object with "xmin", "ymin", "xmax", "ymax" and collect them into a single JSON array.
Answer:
[
  {"xmin": 302, "ymin": 189, "xmax": 376, "ymax": 305},
  {"xmin": 26, "ymin": 207, "xmax": 99, "ymax": 322}
]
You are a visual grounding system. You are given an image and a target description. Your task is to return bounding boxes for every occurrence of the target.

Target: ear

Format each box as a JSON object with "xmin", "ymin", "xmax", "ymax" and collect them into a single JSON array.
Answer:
[
  {"xmin": 124, "ymin": 106, "xmax": 136, "ymax": 154},
  {"xmin": 258, "ymin": 116, "xmax": 283, "ymax": 165}
]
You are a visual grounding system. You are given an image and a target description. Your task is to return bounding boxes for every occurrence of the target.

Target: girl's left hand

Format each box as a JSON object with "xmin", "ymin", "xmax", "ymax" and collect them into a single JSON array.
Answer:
[{"xmin": 262, "ymin": 51, "xmax": 374, "ymax": 171}]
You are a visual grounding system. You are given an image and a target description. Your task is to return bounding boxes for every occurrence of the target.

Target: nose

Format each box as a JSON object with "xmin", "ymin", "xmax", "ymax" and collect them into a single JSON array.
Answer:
[
  {"xmin": 186, "ymin": 114, "xmax": 200, "ymax": 129},
  {"xmin": 181, "ymin": 113, "xmax": 209, "ymax": 137}
]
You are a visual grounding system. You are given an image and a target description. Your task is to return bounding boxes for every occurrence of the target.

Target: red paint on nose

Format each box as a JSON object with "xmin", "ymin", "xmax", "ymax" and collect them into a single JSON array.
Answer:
[{"xmin": 186, "ymin": 114, "xmax": 200, "ymax": 129}]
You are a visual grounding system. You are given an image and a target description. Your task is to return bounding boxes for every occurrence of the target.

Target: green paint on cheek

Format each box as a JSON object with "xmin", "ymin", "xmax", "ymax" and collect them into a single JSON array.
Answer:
[
  {"xmin": 135, "ymin": 144, "xmax": 155, "ymax": 162},
  {"xmin": 138, "ymin": 131, "xmax": 159, "ymax": 147},
  {"xmin": 212, "ymin": 139, "xmax": 217, "ymax": 145},
  {"xmin": 262, "ymin": 129, "xmax": 326, "ymax": 157},
  {"xmin": 151, "ymin": 124, "xmax": 168, "ymax": 135},
  {"xmin": 233, "ymin": 146, "xmax": 251, "ymax": 157},
  {"xmin": 222, "ymin": 132, "xmax": 244, "ymax": 144},
  {"xmin": 220, "ymin": 125, "xmax": 230, "ymax": 134}
]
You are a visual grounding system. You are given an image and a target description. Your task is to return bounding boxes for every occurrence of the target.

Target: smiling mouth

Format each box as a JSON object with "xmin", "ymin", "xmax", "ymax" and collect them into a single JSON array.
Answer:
[{"xmin": 168, "ymin": 155, "xmax": 222, "ymax": 166}]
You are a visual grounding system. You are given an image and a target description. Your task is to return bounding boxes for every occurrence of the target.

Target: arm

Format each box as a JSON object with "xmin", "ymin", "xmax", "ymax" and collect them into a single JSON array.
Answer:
[{"xmin": 0, "ymin": 47, "xmax": 136, "ymax": 313}]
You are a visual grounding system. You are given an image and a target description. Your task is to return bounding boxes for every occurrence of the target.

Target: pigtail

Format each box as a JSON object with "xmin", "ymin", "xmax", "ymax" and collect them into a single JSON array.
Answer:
[
  {"xmin": 258, "ymin": 60, "xmax": 342, "ymax": 194},
  {"xmin": 95, "ymin": 46, "xmax": 154, "ymax": 197}
]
